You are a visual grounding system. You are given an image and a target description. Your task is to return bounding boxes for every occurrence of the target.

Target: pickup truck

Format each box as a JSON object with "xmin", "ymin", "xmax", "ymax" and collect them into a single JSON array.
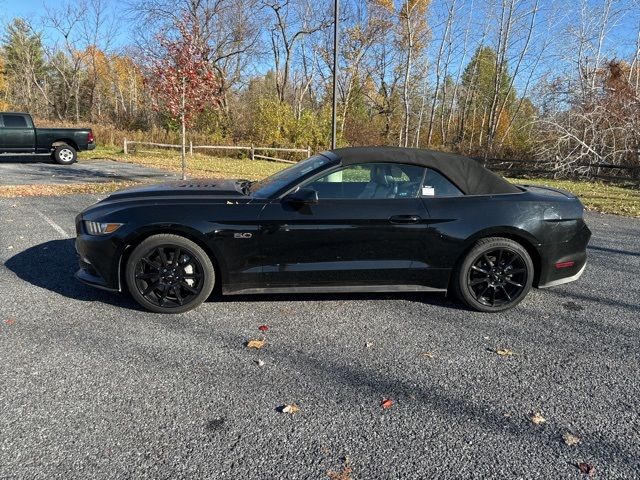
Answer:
[{"xmin": 0, "ymin": 112, "xmax": 95, "ymax": 164}]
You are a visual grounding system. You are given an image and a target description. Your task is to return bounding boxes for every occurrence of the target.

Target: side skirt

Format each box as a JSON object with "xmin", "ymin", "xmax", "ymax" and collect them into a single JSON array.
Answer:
[{"xmin": 224, "ymin": 284, "xmax": 448, "ymax": 295}]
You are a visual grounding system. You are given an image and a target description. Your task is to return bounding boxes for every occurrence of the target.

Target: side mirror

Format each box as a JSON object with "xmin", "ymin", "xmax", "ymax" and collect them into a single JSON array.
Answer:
[{"xmin": 283, "ymin": 187, "xmax": 318, "ymax": 205}]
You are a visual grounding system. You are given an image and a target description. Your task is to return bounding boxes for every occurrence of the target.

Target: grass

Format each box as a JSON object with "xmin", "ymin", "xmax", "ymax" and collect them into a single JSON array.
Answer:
[
  {"xmin": 4, "ymin": 146, "xmax": 638, "ymax": 218},
  {"xmin": 507, "ymin": 177, "xmax": 640, "ymax": 218},
  {"xmin": 80, "ymin": 146, "xmax": 286, "ymax": 180}
]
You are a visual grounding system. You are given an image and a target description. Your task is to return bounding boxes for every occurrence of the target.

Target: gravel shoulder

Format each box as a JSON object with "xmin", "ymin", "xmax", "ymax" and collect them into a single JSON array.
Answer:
[{"xmin": 0, "ymin": 195, "xmax": 639, "ymax": 479}]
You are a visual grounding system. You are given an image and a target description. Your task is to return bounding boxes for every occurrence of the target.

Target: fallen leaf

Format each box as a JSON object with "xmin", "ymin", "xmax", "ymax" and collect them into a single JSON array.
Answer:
[
  {"xmin": 577, "ymin": 462, "xmax": 595, "ymax": 476},
  {"xmin": 255, "ymin": 359, "xmax": 265, "ymax": 367},
  {"xmin": 246, "ymin": 339, "xmax": 266, "ymax": 349},
  {"xmin": 420, "ymin": 351, "xmax": 435, "ymax": 358},
  {"xmin": 281, "ymin": 404, "xmax": 300, "ymax": 414},
  {"xmin": 258, "ymin": 325, "xmax": 269, "ymax": 332},
  {"xmin": 365, "ymin": 341, "xmax": 373, "ymax": 349},
  {"xmin": 530, "ymin": 412, "xmax": 546, "ymax": 425},
  {"xmin": 4, "ymin": 318, "xmax": 15, "ymax": 326},
  {"xmin": 381, "ymin": 398, "xmax": 394, "ymax": 409},
  {"xmin": 495, "ymin": 348, "xmax": 515, "ymax": 356},
  {"xmin": 327, "ymin": 466, "xmax": 353, "ymax": 480},
  {"xmin": 563, "ymin": 432, "xmax": 581, "ymax": 446}
]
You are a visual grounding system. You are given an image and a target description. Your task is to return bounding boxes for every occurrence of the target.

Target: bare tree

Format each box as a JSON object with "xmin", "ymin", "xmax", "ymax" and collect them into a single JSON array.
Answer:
[{"xmin": 264, "ymin": 0, "xmax": 331, "ymax": 103}]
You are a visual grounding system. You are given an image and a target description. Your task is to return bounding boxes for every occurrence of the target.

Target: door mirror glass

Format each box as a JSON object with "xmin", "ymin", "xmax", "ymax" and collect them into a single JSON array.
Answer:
[{"xmin": 283, "ymin": 187, "xmax": 319, "ymax": 205}]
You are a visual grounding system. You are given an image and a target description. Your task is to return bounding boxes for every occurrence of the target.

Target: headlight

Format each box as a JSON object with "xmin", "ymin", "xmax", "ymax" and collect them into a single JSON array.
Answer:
[{"xmin": 84, "ymin": 221, "xmax": 123, "ymax": 235}]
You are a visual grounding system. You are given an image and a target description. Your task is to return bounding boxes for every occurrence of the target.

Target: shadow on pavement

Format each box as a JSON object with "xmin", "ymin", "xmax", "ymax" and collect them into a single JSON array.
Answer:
[
  {"xmin": 0, "ymin": 154, "xmax": 55, "ymax": 164},
  {"xmin": 4, "ymin": 238, "xmax": 140, "ymax": 310},
  {"xmin": 588, "ymin": 244, "xmax": 640, "ymax": 258}
]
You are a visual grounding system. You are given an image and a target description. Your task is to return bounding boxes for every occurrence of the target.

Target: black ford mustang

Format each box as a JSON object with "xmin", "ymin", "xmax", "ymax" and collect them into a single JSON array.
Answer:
[{"xmin": 75, "ymin": 147, "xmax": 591, "ymax": 313}]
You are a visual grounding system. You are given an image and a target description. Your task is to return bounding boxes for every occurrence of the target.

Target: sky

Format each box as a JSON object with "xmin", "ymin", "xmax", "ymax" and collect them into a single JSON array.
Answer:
[
  {"xmin": 0, "ymin": 0, "xmax": 131, "ymax": 48},
  {"xmin": 1, "ymin": 0, "xmax": 638, "ymax": 84},
  {"xmin": 2, "ymin": 0, "xmax": 638, "ymax": 50}
]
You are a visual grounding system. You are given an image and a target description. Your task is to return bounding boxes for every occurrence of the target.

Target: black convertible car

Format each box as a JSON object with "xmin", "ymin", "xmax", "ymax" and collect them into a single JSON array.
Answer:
[{"xmin": 75, "ymin": 147, "xmax": 591, "ymax": 313}]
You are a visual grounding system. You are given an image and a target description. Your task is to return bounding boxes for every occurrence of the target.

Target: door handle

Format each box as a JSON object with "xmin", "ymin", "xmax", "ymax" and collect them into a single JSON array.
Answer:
[{"xmin": 389, "ymin": 215, "xmax": 421, "ymax": 224}]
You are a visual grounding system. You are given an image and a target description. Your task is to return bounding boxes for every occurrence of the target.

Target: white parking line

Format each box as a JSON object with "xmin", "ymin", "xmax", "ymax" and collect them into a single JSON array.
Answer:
[{"xmin": 36, "ymin": 211, "xmax": 71, "ymax": 238}]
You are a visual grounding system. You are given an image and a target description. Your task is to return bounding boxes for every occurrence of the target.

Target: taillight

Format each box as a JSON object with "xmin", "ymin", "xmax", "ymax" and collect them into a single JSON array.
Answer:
[{"xmin": 87, "ymin": 131, "xmax": 94, "ymax": 143}]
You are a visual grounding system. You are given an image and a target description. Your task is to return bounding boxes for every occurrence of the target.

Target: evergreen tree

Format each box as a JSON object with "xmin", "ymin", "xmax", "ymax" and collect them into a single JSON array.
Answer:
[{"xmin": 1, "ymin": 18, "xmax": 47, "ymax": 113}]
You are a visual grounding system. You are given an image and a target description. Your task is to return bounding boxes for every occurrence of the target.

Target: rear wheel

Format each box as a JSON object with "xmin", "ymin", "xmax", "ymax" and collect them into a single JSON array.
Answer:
[
  {"xmin": 454, "ymin": 237, "xmax": 533, "ymax": 312},
  {"xmin": 53, "ymin": 144, "xmax": 77, "ymax": 164},
  {"xmin": 125, "ymin": 234, "xmax": 215, "ymax": 314}
]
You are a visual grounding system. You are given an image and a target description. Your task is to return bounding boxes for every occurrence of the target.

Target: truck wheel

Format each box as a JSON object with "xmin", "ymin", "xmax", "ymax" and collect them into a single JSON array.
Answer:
[{"xmin": 53, "ymin": 145, "xmax": 77, "ymax": 165}]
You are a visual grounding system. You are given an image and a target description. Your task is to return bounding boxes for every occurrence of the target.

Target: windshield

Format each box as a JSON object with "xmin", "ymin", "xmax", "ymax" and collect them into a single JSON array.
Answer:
[{"xmin": 250, "ymin": 154, "xmax": 335, "ymax": 198}]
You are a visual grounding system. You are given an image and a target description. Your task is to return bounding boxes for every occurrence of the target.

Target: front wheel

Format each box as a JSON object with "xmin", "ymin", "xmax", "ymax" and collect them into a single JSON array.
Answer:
[
  {"xmin": 125, "ymin": 234, "xmax": 215, "ymax": 314},
  {"xmin": 454, "ymin": 237, "xmax": 534, "ymax": 312},
  {"xmin": 52, "ymin": 144, "xmax": 77, "ymax": 164}
]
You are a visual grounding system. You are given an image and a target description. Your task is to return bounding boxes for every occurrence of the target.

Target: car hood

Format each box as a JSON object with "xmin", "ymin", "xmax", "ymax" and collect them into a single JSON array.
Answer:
[{"xmin": 104, "ymin": 178, "xmax": 248, "ymax": 201}]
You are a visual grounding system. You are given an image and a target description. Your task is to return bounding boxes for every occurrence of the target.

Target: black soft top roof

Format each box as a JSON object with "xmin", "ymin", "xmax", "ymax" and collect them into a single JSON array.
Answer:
[{"xmin": 327, "ymin": 147, "xmax": 520, "ymax": 195}]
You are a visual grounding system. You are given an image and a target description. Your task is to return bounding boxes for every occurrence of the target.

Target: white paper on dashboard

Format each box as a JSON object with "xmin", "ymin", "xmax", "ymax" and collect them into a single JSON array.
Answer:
[{"xmin": 422, "ymin": 186, "xmax": 435, "ymax": 196}]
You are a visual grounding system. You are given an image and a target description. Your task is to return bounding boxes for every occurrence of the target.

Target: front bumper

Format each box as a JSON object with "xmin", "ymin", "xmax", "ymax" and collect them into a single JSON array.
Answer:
[
  {"xmin": 75, "ymin": 217, "xmax": 123, "ymax": 291},
  {"xmin": 75, "ymin": 258, "xmax": 120, "ymax": 292}
]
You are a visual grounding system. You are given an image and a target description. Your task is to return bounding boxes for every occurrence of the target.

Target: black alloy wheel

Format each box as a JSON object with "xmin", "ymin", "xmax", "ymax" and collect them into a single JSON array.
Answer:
[
  {"xmin": 126, "ymin": 234, "xmax": 215, "ymax": 313},
  {"xmin": 455, "ymin": 237, "xmax": 534, "ymax": 312}
]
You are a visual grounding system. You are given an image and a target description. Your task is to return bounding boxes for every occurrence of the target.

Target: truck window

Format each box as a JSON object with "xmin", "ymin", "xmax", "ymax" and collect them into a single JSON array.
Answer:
[{"xmin": 2, "ymin": 115, "xmax": 28, "ymax": 128}]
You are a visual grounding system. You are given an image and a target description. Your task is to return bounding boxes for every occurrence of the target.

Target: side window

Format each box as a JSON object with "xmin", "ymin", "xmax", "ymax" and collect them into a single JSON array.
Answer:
[
  {"xmin": 421, "ymin": 169, "xmax": 464, "ymax": 197},
  {"xmin": 2, "ymin": 115, "xmax": 28, "ymax": 128},
  {"xmin": 304, "ymin": 163, "xmax": 425, "ymax": 199}
]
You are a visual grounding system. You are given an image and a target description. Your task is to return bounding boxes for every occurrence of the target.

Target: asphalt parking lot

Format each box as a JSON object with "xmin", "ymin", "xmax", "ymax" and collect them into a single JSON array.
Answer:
[
  {"xmin": 0, "ymin": 156, "xmax": 177, "ymax": 185},
  {"xmin": 0, "ymin": 194, "xmax": 639, "ymax": 479}
]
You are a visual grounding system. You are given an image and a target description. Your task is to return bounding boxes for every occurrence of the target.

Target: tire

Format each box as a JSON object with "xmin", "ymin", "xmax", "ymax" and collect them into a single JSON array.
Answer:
[
  {"xmin": 125, "ymin": 234, "xmax": 215, "ymax": 314},
  {"xmin": 52, "ymin": 144, "xmax": 77, "ymax": 165},
  {"xmin": 453, "ymin": 237, "xmax": 534, "ymax": 313}
]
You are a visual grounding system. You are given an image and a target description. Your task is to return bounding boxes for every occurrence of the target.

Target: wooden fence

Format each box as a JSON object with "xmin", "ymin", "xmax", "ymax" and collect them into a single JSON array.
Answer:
[
  {"xmin": 481, "ymin": 157, "xmax": 640, "ymax": 186},
  {"xmin": 123, "ymin": 139, "xmax": 311, "ymax": 164},
  {"xmin": 121, "ymin": 139, "xmax": 640, "ymax": 186}
]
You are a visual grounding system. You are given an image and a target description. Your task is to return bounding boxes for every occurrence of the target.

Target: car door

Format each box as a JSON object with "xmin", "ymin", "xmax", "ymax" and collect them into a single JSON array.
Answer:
[
  {"xmin": 257, "ymin": 162, "xmax": 434, "ymax": 288},
  {"xmin": 0, "ymin": 114, "xmax": 35, "ymax": 151},
  {"xmin": 416, "ymin": 167, "xmax": 468, "ymax": 280}
]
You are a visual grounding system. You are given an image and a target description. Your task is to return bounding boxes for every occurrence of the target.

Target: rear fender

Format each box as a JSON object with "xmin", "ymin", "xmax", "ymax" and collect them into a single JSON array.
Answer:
[{"xmin": 459, "ymin": 226, "xmax": 543, "ymax": 285}]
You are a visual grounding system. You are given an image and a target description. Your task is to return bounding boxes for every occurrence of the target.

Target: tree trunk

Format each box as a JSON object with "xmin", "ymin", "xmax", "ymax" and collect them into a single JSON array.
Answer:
[
  {"xmin": 181, "ymin": 114, "xmax": 187, "ymax": 180},
  {"xmin": 181, "ymin": 80, "xmax": 187, "ymax": 181}
]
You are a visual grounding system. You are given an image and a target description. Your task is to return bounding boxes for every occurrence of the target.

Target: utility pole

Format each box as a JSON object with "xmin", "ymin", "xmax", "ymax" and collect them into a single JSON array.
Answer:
[{"xmin": 331, "ymin": 0, "xmax": 339, "ymax": 149}]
